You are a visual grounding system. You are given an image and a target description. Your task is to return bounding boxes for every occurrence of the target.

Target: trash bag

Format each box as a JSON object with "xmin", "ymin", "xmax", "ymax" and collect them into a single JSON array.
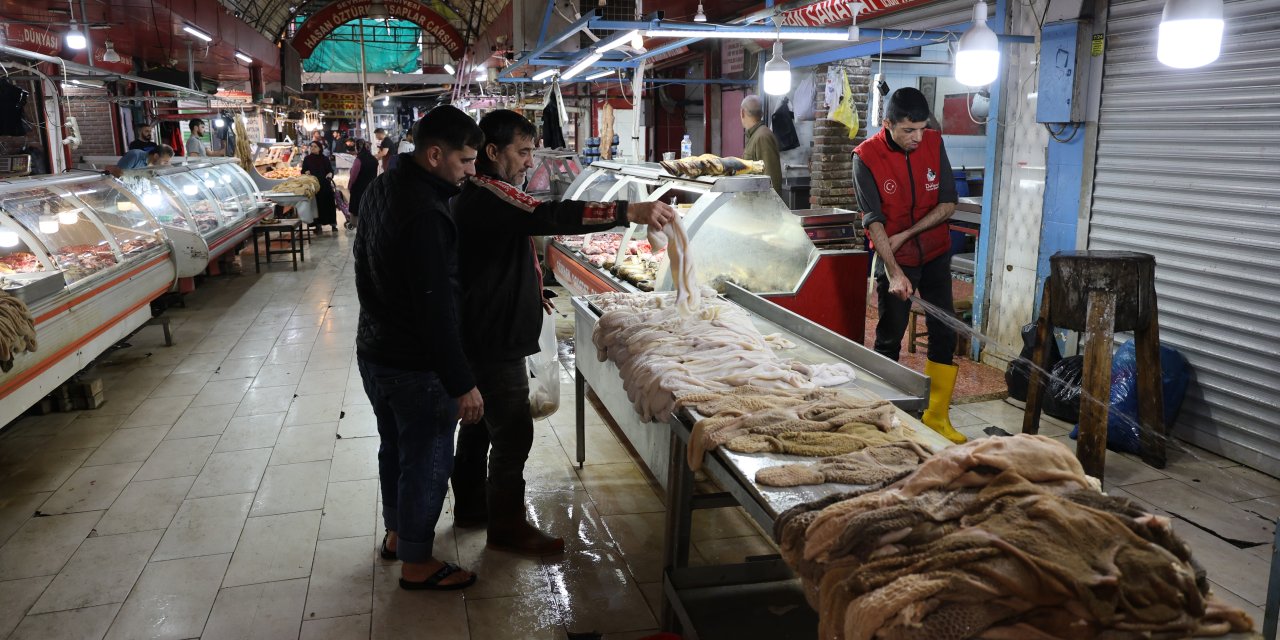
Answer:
[
  {"xmin": 772, "ymin": 98, "xmax": 800, "ymax": 151},
  {"xmin": 528, "ymin": 311, "xmax": 561, "ymax": 419},
  {"xmin": 1069, "ymin": 340, "xmax": 1190, "ymax": 455},
  {"xmin": 1044, "ymin": 355, "xmax": 1084, "ymax": 423},
  {"xmin": 1005, "ymin": 323, "xmax": 1062, "ymax": 402}
]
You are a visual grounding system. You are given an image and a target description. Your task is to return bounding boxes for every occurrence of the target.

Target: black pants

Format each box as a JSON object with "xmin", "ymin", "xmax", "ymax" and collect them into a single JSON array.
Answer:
[
  {"xmin": 451, "ymin": 359, "xmax": 532, "ymax": 515},
  {"xmin": 874, "ymin": 253, "xmax": 956, "ymax": 365}
]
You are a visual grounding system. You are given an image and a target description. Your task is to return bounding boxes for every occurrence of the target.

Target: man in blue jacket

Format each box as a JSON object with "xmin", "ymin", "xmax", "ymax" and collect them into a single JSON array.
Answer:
[
  {"xmin": 450, "ymin": 110, "xmax": 675, "ymax": 555},
  {"xmin": 353, "ymin": 105, "xmax": 483, "ymax": 591}
]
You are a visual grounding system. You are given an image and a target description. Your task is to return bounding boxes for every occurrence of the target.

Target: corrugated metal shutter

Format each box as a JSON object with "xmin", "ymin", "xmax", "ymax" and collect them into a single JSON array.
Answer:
[{"xmin": 1087, "ymin": 0, "xmax": 1280, "ymax": 472}]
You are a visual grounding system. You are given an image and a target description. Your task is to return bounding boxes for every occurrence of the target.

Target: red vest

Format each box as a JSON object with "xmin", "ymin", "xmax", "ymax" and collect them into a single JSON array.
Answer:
[{"xmin": 854, "ymin": 128, "xmax": 950, "ymax": 267}]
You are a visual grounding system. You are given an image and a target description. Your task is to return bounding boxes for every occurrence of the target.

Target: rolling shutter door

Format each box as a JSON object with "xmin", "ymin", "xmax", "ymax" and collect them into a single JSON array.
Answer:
[{"xmin": 1087, "ymin": 0, "xmax": 1280, "ymax": 471}]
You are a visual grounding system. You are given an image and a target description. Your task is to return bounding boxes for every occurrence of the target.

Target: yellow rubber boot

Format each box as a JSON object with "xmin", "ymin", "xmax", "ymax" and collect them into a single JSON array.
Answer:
[{"xmin": 922, "ymin": 360, "xmax": 967, "ymax": 444}]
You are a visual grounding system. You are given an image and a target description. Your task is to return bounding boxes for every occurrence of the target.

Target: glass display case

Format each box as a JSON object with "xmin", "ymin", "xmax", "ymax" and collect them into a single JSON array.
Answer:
[
  {"xmin": 527, "ymin": 150, "xmax": 582, "ymax": 201},
  {"xmin": 187, "ymin": 163, "xmax": 255, "ymax": 220},
  {"xmin": 115, "ymin": 174, "xmax": 195, "ymax": 232},
  {"xmin": 152, "ymin": 170, "xmax": 225, "ymax": 235},
  {"xmin": 0, "ymin": 185, "xmax": 120, "ymax": 285},
  {"xmin": 63, "ymin": 179, "xmax": 166, "ymax": 259}
]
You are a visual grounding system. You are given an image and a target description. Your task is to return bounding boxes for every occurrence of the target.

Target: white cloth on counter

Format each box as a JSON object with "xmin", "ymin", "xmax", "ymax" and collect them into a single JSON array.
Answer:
[{"xmin": 791, "ymin": 361, "xmax": 858, "ymax": 387}]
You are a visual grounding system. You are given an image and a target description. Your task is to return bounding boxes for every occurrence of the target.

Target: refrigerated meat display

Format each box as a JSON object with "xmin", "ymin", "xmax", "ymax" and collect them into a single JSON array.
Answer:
[
  {"xmin": 546, "ymin": 160, "xmax": 870, "ymax": 341},
  {"xmin": 0, "ymin": 172, "xmax": 178, "ymax": 429}
]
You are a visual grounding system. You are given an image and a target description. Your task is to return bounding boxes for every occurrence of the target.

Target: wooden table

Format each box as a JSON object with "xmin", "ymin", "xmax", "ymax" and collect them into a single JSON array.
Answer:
[{"xmin": 252, "ymin": 219, "xmax": 305, "ymax": 272}]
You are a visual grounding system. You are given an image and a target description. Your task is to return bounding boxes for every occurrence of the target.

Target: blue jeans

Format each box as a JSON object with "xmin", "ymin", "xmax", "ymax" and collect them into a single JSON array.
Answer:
[{"xmin": 358, "ymin": 358, "xmax": 459, "ymax": 563}]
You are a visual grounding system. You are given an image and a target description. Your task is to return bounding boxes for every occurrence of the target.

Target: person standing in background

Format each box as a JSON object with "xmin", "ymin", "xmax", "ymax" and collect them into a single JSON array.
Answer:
[
  {"xmin": 852, "ymin": 87, "xmax": 962, "ymax": 444},
  {"xmin": 740, "ymin": 95, "xmax": 784, "ymax": 199},
  {"xmin": 301, "ymin": 141, "xmax": 339, "ymax": 233},
  {"xmin": 185, "ymin": 119, "xmax": 223, "ymax": 157},
  {"xmin": 375, "ymin": 128, "xmax": 394, "ymax": 173},
  {"xmin": 128, "ymin": 122, "xmax": 157, "ymax": 152},
  {"xmin": 348, "ymin": 138, "xmax": 378, "ymax": 220}
]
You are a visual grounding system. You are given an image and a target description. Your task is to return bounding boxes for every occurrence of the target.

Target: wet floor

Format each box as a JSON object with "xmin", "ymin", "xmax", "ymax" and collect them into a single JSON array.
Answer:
[{"xmin": 0, "ymin": 229, "xmax": 1272, "ymax": 639}]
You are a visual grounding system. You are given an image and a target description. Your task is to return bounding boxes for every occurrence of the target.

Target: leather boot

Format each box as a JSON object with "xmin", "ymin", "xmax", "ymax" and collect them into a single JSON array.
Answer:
[
  {"xmin": 922, "ymin": 360, "xmax": 967, "ymax": 444},
  {"xmin": 486, "ymin": 481, "xmax": 565, "ymax": 555},
  {"xmin": 450, "ymin": 425, "xmax": 489, "ymax": 528}
]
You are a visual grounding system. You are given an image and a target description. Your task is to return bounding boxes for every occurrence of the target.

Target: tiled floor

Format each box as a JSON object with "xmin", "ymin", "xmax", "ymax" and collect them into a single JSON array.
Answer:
[{"xmin": 0, "ymin": 229, "xmax": 1274, "ymax": 639}]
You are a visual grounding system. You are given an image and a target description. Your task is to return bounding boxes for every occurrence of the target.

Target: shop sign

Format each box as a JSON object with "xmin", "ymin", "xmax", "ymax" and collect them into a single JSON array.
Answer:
[
  {"xmin": 2, "ymin": 24, "xmax": 133, "ymax": 73},
  {"xmin": 722, "ymin": 40, "xmax": 745, "ymax": 74},
  {"xmin": 777, "ymin": 0, "xmax": 932, "ymax": 26},
  {"xmin": 318, "ymin": 92, "xmax": 364, "ymax": 118},
  {"xmin": 291, "ymin": 0, "xmax": 465, "ymax": 60}
]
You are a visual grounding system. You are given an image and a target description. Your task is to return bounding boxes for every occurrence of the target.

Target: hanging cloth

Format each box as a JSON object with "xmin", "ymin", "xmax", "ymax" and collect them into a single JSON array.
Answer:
[
  {"xmin": 0, "ymin": 80, "xmax": 31, "ymax": 137},
  {"xmin": 543, "ymin": 95, "xmax": 566, "ymax": 149},
  {"xmin": 772, "ymin": 98, "xmax": 800, "ymax": 151}
]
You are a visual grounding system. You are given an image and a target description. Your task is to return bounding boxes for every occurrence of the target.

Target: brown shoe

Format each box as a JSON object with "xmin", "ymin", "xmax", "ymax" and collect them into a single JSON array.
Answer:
[{"xmin": 487, "ymin": 518, "xmax": 565, "ymax": 555}]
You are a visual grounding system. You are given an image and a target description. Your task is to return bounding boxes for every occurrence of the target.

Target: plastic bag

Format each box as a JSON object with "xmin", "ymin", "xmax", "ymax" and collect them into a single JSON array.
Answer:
[
  {"xmin": 1005, "ymin": 323, "xmax": 1062, "ymax": 402},
  {"xmin": 1044, "ymin": 355, "xmax": 1084, "ymax": 423},
  {"xmin": 527, "ymin": 312, "xmax": 561, "ymax": 419},
  {"xmin": 829, "ymin": 69, "xmax": 859, "ymax": 139},
  {"xmin": 1069, "ymin": 340, "xmax": 1190, "ymax": 455}
]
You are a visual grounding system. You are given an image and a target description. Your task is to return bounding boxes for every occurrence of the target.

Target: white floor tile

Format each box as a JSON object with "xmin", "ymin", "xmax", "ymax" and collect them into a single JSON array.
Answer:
[
  {"xmin": 9, "ymin": 602, "xmax": 120, "ymax": 640},
  {"xmin": 39, "ymin": 462, "xmax": 141, "ymax": 514},
  {"xmin": 216, "ymin": 412, "xmax": 287, "ymax": 453},
  {"xmin": 29, "ymin": 529, "xmax": 163, "ymax": 614},
  {"xmin": 285, "ymin": 393, "xmax": 345, "ymax": 427},
  {"xmin": 165, "ymin": 402, "xmax": 238, "ymax": 440},
  {"xmin": 300, "ymin": 613, "xmax": 371, "ymax": 640},
  {"xmin": 94, "ymin": 476, "xmax": 194, "ymax": 536},
  {"xmin": 336, "ymin": 404, "xmax": 378, "ymax": 439},
  {"xmin": 235, "ymin": 385, "xmax": 298, "ymax": 417},
  {"xmin": 0, "ymin": 575, "xmax": 54, "ymax": 639},
  {"xmin": 133, "ymin": 436, "xmax": 218, "ymax": 482},
  {"xmin": 104, "ymin": 553, "xmax": 230, "ymax": 640},
  {"xmin": 121, "ymin": 395, "xmax": 195, "ymax": 429},
  {"xmin": 0, "ymin": 449, "xmax": 92, "ymax": 495},
  {"xmin": 270, "ymin": 422, "xmax": 338, "ymax": 466},
  {"xmin": 0, "ymin": 511, "xmax": 102, "ymax": 580},
  {"xmin": 222, "ymin": 510, "xmax": 322, "ymax": 588},
  {"xmin": 48, "ymin": 415, "xmax": 126, "ymax": 451},
  {"xmin": 190, "ymin": 379, "xmax": 253, "ymax": 408},
  {"xmin": 252, "ymin": 460, "xmax": 331, "ymax": 517},
  {"xmin": 304, "ymin": 535, "xmax": 375, "ymax": 620},
  {"xmin": 266, "ymin": 344, "xmax": 314, "ymax": 366},
  {"xmin": 329, "ymin": 438, "xmax": 380, "ymax": 483},
  {"xmin": 187, "ymin": 448, "xmax": 272, "ymax": 499},
  {"xmin": 210, "ymin": 356, "xmax": 267, "ymax": 382},
  {"xmin": 297, "ymin": 368, "xmax": 349, "ymax": 396},
  {"xmin": 253, "ymin": 362, "xmax": 307, "ymax": 389},
  {"xmin": 320, "ymin": 480, "xmax": 378, "ymax": 541},
  {"xmin": 151, "ymin": 493, "xmax": 253, "ymax": 562},
  {"xmin": 84, "ymin": 426, "xmax": 168, "ymax": 467},
  {"xmin": 148, "ymin": 371, "xmax": 214, "ymax": 399},
  {"xmin": 201, "ymin": 578, "xmax": 309, "ymax": 640}
]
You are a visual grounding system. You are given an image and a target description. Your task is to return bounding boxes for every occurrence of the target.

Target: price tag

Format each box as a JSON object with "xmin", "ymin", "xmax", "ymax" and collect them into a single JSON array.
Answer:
[{"xmin": 1091, "ymin": 34, "xmax": 1105, "ymax": 56}]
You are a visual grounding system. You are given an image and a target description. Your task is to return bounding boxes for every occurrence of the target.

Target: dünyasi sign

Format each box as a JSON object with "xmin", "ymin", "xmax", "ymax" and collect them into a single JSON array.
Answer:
[{"xmin": 776, "ymin": 0, "xmax": 933, "ymax": 26}]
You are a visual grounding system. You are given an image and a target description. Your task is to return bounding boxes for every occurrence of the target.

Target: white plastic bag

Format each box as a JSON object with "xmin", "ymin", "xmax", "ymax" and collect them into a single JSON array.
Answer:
[{"xmin": 528, "ymin": 312, "xmax": 561, "ymax": 419}]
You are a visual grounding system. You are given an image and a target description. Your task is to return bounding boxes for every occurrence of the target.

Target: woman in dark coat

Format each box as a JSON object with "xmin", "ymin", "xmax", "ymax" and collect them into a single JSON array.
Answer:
[
  {"xmin": 347, "ymin": 139, "xmax": 379, "ymax": 222},
  {"xmin": 301, "ymin": 140, "xmax": 338, "ymax": 233}
]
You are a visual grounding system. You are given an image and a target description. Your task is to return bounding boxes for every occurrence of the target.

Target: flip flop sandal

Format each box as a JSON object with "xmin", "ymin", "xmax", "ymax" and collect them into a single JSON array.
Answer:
[
  {"xmin": 380, "ymin": 531, "xmax": 397, "ymax": 561},
  {"xmin": 399, "ymin": 562, "xmax": 477, "ymax": 591}
]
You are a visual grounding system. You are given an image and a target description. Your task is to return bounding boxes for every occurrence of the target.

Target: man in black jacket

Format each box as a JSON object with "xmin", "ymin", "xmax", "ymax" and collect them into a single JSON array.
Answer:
[
  {"xmin": 450, "ymin": 110, "xmax": 676, "ymax": 555},
  {"xmin": 353, "ymin": 105, "xmax": 483, "ymax": 591}
]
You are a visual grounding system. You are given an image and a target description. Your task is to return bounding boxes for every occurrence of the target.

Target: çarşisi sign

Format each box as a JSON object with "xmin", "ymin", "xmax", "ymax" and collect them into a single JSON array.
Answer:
[
  {"xmin": 291, "ymin": 0, "xmax": 465, "ymax": 60},
  {"xmin": 777, "ymin": 0, "xmax": 932, "ymax": 26}
]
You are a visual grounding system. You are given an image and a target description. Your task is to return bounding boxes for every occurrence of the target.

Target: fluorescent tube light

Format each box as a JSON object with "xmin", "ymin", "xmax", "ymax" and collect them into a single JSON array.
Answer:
[
  {"xmin": 532, "ymin": 68, "xmax": 559, "ymax": 81},
  {"xmin": 183, "ymin": 25, "xmax": 213, "ymax": 42},
  {"xmin": 597, "ymin": 29, "xmax": 638, "ymax": 52},
  {"xmin": 235, "ymin": 51, "xmax": 253, "ymax": 64},
  {"xmin": 562, "ymin": 52, "xmax": 603, "ymax": 80}
]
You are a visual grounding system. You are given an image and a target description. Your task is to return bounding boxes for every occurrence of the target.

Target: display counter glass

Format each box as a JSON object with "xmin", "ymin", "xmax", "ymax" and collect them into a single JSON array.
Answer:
[
  {"xmin": 0, "ymin": 218, "xmax": 50, "ymax": 275},
  {"xmin": 153, "ymin": 171, "xmax": 226, "ymax": 235},
  {"xmin": 0, "ymin": 186, "xmax": 119, "ymax": 284},
  {"xmin": 63, "ymin": 180, "xmax": 165, "ymax": 259}
]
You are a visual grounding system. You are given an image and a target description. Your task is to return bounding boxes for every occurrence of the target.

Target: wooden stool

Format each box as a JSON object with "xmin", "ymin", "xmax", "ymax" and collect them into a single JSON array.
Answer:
[
  {"xmin": 907, "ymin": 303, "xmax": 969, "ymax": 356},
  {"xmin": 1022, "ymin": 251, "xmax": 1166, "ymax": 480},
  {"xmin": 253, "ymin": 219, "xmax": 305, "ymax": 272}
]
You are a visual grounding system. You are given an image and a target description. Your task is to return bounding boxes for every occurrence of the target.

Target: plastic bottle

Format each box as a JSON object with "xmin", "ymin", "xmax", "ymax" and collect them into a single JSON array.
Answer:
[{"xmin": 680, "ymin": 134, "xmax": 692, "ymax": 159}]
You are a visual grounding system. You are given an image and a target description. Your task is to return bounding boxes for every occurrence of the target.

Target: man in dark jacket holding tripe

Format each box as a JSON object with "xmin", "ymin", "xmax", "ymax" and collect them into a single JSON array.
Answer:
[
  {"xmin": 354, "ymin": 105, "xmax": 483, "ymax": 591},
  {"xmin": 450, "ymin": 110, "xmax": 675, "ymax": 554}
]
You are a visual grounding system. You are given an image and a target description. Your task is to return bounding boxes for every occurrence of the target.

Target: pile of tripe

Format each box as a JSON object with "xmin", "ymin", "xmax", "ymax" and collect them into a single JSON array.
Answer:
[{"xmin": 774, "ymin": 434, "xmax": 1255, "ymax": 640}]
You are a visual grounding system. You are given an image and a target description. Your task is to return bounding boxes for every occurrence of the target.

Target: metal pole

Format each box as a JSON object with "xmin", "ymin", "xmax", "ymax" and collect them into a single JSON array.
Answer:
[
  {"xmin": 187, "ymin": 43, "xmax": 196, "ymax": 90},
  {"xmin": 358, "ymin": 20, "xmax": 374, "ymax": 134},
  {"xmin": 79, "ymin": 0, "xmax": 94, "ymax": 67}
]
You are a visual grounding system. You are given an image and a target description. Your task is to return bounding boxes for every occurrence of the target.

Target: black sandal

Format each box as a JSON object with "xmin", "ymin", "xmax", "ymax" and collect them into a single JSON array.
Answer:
[
  {"xmin": 380, "ymin": 531, "xmax": 397, "ymax": 561},
  {"xmin": 399, "ymin": 562, "xmax": 477, "ymax": 591}
]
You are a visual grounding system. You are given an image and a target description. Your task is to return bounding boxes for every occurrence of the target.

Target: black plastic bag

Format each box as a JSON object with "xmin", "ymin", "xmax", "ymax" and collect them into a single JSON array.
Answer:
[
  {"xmin": 772, "ymin": 98, "xmax": 800, "ymax": 151},
  {"xmin": 1005, "ymin": 323, "xmax": 1062, "ymax": 402},
  {"xmin": 1069, "ymin": 340, "xmax": 1191, "ymax": 455},
  {"xmin": 1044, "ymin": 355, "xmax": 1084, "ymax": 423}
]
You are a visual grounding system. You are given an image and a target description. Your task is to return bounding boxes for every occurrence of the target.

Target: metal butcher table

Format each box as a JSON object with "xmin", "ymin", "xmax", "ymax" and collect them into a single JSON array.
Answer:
[{"xmin": 570, "ymin": 284, "xmax": 943, "ymax": 638}]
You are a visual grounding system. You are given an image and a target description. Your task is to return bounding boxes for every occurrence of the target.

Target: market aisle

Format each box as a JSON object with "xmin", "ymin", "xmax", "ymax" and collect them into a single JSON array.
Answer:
[
  {"xmin": 0, "ymin": 230, "xmax": 1274, "ymax": 639},
  {"xmin": 0, "ymin": 230, "xmax": 769, "ymax": 640}
]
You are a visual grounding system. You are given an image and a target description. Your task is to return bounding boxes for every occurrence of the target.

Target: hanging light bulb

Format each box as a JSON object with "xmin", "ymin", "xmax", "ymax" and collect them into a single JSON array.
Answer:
[
  {"xmin": 65, "ymin": 22, "xmax": 87, "ymax": 50},
  {"xmin": 955, "ymin": 2, "xmax": 1000, "ymax": 86},
  {"xmin": 58, "ymin": 209, "xmax": 79, "ymax": 225},
  {"xmin": 0, "ymin": 229, "xmax": 19, "ymax": 248},
  {"xmin": 214, "ymin": 117, "xmax": 226, "ymax": 128},
  {"xmin": 631, "ymin": 31, "xmax": 644, "ymax": 49},
  {"xmin": 1157, "ymin": 0, "xmax": 1224, "ymax": 68},
  {"xmin": 763, "ymin": 41, "xmax": 791, "ymax": 95},
  {"xmin": 39, "ymin": 215, "xmax": 60, "ymax": 234},
  {"xmin": 694, "ymin": 2, "xmax": 707, "ymax": 22},
  {"xmin": 102, "ymin": 41, "xmax": 121, "ymax": 63}
]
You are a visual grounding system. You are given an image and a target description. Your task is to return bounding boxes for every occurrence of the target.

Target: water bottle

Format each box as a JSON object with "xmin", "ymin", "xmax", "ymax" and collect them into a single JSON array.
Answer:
[{"xmin": 680, "ymin": 134, "xmax": 692, "ymax": 159}]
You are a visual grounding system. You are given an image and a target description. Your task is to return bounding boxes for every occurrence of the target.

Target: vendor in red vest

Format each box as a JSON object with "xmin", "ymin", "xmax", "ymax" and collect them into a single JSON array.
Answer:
[{"xmin": 853, "ymin": 87, "xmax": 965, "ymax": 445}]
